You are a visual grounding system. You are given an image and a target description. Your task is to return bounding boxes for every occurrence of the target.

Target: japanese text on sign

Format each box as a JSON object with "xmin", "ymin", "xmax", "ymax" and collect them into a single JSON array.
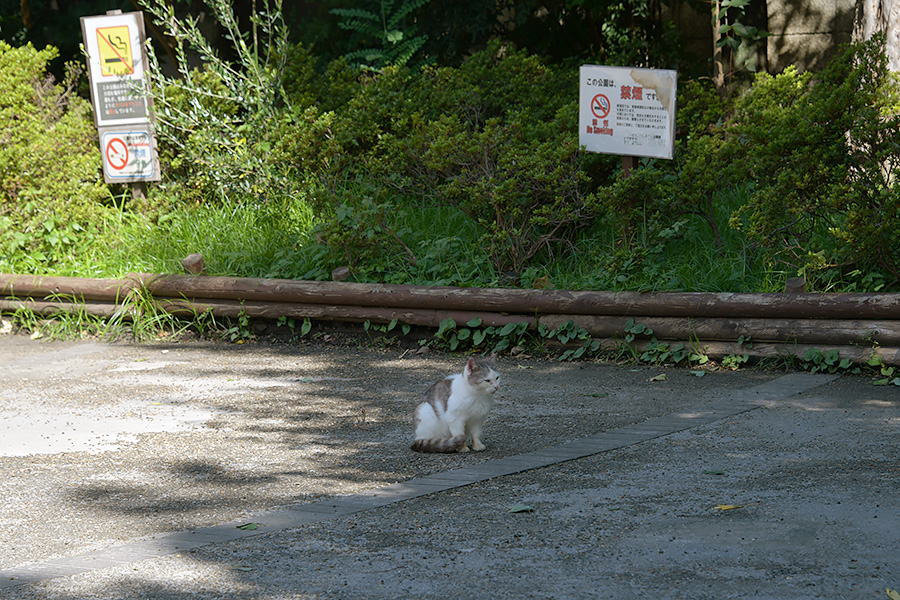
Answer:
[{"xmin": 579, "ymin": 65, "xmax": 677, "ymax": 160}]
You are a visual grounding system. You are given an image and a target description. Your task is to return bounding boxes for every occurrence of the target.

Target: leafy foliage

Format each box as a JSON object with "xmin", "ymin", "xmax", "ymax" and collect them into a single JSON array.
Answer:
[
  {"xmin": 294, "ymin": 43, "xmax": 606, "ymax": 277},
  {"xmin": 0, "ymin": 42, "xmax": 110, "ymax": 271},
  {"xmin": 727, "ymin": 36, "xmax": 900, "ymax": 279},
  {"xmin": 331, "ymin": 0, "xmax": 432, "ymax": 70},
  {"xmin": 141, "ymin": 0, "xmax": 330, "ymax": 206}
]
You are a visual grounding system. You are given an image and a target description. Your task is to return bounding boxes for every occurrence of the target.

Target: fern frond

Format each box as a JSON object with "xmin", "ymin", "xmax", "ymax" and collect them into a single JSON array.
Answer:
[
  {"xmin": 391, "ymin": 34, "xmax": 427, "ymax": 66},
  {"xmin": 330, "ymin": 8, "xmax": 380, "ymax": 21},
  {"xmin": 387, "ymin": 0, "xmax": 431, "ymax": 30}
]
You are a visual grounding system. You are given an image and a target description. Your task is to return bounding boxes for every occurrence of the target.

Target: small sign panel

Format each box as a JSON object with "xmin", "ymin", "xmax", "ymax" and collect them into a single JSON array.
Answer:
[
  {"xmin": 100, "ymin": 127, "xmax": 159, "ymax": 182},
  {"xmin": 96, "ymin": 25, "xmax": 135, "ymax": 76},
  {"xmin": 81, "ymin": 12, "xmax": 149, "ymax": 127},
  {"xmin": 579, "ymin": 65, "xmax": 677, "ymax": 160}
]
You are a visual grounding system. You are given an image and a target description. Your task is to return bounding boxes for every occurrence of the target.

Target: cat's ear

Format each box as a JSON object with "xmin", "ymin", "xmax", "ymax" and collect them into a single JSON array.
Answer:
[
  {"xmin": 487, "ymin": 352, "xmax": 497, "ymax": 362},
  {"xmin": 466, "ymin": 357, "xmax": 479, "ymax": 373}
]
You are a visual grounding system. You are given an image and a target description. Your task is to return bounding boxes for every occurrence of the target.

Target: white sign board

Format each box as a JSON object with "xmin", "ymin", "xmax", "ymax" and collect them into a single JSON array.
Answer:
[
  {"xmin": 100, "ymin": 127, "xmax": 158, "ymax": 180},
  {"xmin": 82, "ymin": 11, "xmax": 160, "ymax": 183},
  {"xmin": 579, "ymin": 65, "xmax": 677, "ymax": 160},
  {"xmin": 81, "ymin": 12, "xmax": 151, "ymax": 128}
]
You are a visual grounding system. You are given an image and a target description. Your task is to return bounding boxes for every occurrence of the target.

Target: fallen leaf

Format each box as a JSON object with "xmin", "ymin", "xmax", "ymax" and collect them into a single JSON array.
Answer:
[
  {"xmin": 509, "ymin": 504, "xmax": 534, "ymax": 513},
  {"xmin": 714, "ymin": 502, "xmax": 758, "ymax": 511},
  {"xmin": 649, "ymin": 374, "xmax": 668, "ymax": 382},
  {"xmin": 237, "ymin": 523, "xmax": 260, "ymax": 530},
  {"xmin": 690, "ymin": 371, "xmax": 706, "ymax": 377},
  {"xmin": 887, "ymin": 588, "xmax": 900, "ymax": 600}
]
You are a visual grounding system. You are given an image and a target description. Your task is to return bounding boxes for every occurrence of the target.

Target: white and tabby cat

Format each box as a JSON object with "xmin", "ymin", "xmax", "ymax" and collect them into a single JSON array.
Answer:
[{"xmin": 411, "ymin": 354, "xmax": 500, "ymax": 453}]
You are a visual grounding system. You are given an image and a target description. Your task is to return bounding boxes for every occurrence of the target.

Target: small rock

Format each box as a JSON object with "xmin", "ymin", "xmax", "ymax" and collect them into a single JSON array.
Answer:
[{"xmin": 181, "ymin": 253, "xmax": 206, "ymax": 275}]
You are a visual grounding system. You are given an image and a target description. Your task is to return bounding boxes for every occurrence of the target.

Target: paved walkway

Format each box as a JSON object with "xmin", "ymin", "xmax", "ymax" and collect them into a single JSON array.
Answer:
[
  {"xmin": 1, "ymin": 337, "xmax": 898, "ymax": 599},
  {"xmin": 6, "ymin": 371, "xmax": 885, "ymax": 596}
]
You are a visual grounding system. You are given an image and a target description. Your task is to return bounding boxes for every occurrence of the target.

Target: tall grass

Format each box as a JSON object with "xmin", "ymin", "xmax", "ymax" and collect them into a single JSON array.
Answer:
[{"xmin": 0, "ymin": 185, "xmax": 783, "ymax": 292}]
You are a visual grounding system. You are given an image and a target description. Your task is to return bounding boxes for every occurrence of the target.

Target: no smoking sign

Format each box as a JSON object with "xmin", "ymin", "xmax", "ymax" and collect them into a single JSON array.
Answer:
[
  {"xmin": 101, "ymin": 130, "xmax": 157, "ymax": 181},
  {"xmin": 590, "ymin": 94, "xmax": 610, "ymax": 119}
]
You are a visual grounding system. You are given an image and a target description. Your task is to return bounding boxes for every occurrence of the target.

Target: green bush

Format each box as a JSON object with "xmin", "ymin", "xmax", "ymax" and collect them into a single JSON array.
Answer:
[
  {"xmin": 727, "ymin": 36, "xmax": 900, "ymax": 281},
  {"xmin": 296, "ymin": 43, "xmax": 606, "ymax": 277},
  {"xmin": 0, "ymin": 42, "xmax": 110, "ymax": 271},
  {"xmin": 599, "ymin": 39, "xmax": 900, "ymax": 291}
]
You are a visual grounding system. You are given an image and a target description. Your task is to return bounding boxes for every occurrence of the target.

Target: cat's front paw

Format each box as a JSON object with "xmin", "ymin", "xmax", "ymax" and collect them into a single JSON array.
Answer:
[
  {"xmin": 472, "ymin": 442, "xmax": 486, "ymax": 452},
  {"xmin": 458, "ymin": 445, "xmax": 470, "ymax": 453}
]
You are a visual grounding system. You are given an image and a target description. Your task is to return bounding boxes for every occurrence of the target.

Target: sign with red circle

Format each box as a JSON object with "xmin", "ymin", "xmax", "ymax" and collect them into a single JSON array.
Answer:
[
  {"xmin": 105, "ymin": 137, "xmax": 129, "ymax": 170},
  {"xmin": 591, "ymin": 94, "xmax": 611, "ymax": 119}
]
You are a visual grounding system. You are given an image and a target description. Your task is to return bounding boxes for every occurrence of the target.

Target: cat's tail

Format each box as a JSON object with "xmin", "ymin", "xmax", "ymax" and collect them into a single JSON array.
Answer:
[{"xmin": 410, "ymin": 435, "xmax": 466, "ymax": 453}]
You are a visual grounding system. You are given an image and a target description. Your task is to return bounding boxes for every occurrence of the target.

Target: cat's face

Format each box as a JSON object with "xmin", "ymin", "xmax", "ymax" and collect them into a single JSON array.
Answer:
[{"xmin": 466, "ymin": 357, "xmax": 501, "ymax": 394}]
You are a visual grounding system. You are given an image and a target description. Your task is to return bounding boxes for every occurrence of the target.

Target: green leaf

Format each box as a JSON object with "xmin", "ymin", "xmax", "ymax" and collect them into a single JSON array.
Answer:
[
  {"xmin": 386, "ymin": 30, "xmax": 404, "ymax": 44},
  {"xmin": 499, "ymin": 322, "xmax": 517, "ymax": 336},
  {"xmin": 466, "ymin": 317, "xmax": 483, "ymax": 328},
  {"xmin": 437, "ymin": 317, "xmax": 456, "ymax": 337},
  {"xmin": 237, "ymin": 523, "xmax": 260, "ymax": 530},
  {"xmin": 508, "ymin": 504, "xmax": 534, "ymax": 513}
]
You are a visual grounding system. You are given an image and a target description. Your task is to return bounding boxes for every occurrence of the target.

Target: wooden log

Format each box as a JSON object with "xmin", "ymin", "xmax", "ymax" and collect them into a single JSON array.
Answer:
[
  {"xmin": 130, "ymin": 273, "xmax": 900, "ymax": 319},
  {"xmin": 593, "ymin": 337, "xmax": 900, "ymax": 366},
  {"xmin": 157, "ymin": 298, "xmax": 537, "ymax": 329},
  {"xmin": 4, "ymin": 273, "xmax": 900, "ymax": 319},
  {"xmin": 3, "ymin": 296, "xmax": 898, "ymax": 365},
  {"xmin": 0, "ymin": 299, "xmax": 132, "ymax": 319},
  {"xmin": 0, "ymin": 274, "xmax": 135, "ymax": 302},
  {"xmin": 540, "ymin": 315, "xmax": 900, "ymax": 346}
]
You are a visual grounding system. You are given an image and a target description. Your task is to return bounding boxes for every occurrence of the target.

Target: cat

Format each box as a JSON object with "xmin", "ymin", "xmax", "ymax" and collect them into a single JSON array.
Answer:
[{"xmin": 411, "ymin": 354, "xmax": 500, "ymax": 453}]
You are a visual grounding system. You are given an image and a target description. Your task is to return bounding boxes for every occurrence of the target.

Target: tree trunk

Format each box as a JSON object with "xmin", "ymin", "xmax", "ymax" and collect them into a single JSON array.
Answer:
[{"xmin": 854, "ymin": 0, "xmax": 900, "ymax": 71}]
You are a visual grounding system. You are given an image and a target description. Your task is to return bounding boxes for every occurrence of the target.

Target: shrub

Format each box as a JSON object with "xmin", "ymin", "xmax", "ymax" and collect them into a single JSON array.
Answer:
[
  {"xmin": 0, "ymin": 42, "xmax": 110, "ymax": 271},
  {"xmin": 301, "ymin": 43, "xmax": 605, "ymax": 277},
  {"xmin": 727, "ymin": 36, "xmax": 900, "ymax": 280}
]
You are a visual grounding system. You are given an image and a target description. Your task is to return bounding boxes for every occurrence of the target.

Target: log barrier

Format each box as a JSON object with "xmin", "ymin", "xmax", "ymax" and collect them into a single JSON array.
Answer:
[{"xmin": 1, "ymin": 272, "xmax": 898, "ymax": 365}]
